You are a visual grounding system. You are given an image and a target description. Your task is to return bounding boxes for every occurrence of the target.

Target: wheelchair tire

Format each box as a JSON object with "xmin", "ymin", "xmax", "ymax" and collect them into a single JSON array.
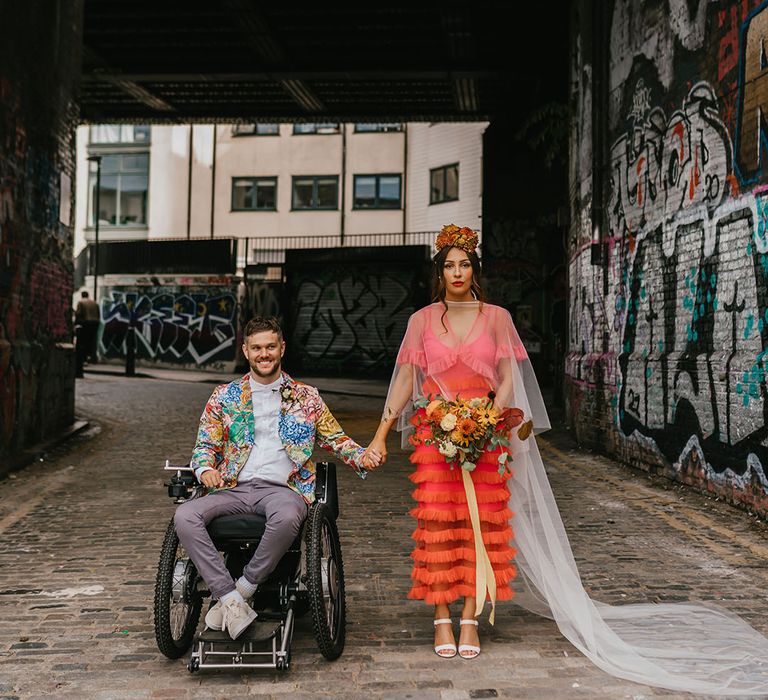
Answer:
[
  {"xmin": 154, "ymin": 518, "xmax": 203, "ymax": 659},
  {"xmin": 305, "ymin": 502, "xmax": 346, "ymax": 660}
]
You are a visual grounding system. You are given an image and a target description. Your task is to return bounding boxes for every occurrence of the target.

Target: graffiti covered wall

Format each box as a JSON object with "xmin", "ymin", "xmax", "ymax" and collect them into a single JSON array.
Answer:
[
  {"xmin": 285, "ymin": 247, "xmax": 429, "ymax": 375},
  {"xmin": 97, "ymin": 276, "xmax": 240, "ymax": 371},
  {"xmin": 0, "ymin": 5, "xmax": 82, "ymax": 468},
  {"xmin": 569, "ymin": 0, "xmax": 768, "ymax": 513}
]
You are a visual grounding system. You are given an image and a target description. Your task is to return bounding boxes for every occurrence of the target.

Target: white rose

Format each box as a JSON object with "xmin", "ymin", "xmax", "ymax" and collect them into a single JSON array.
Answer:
[
  {"xmin": 440, "ymin": 413, "xmax": 457, "ymax": 431},
  {"xmin": 438, "ymin": 441, "xmax": 457, "ymax": 458}
]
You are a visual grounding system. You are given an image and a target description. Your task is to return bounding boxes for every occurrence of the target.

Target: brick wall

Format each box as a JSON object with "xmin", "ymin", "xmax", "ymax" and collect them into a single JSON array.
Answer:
[
  {"xmin": 0, "ymin": 4, "xmax": 83, "ymax": 466},
  {"xmin": 569, "ymin": 0, "xmax": 768, "ymax": 514}
]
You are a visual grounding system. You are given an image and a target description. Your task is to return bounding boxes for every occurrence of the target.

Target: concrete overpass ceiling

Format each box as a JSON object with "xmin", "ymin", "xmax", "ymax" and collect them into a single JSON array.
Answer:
[{"xmin": 80, "ymin": 1, "xmax": 567, "ymax": 123}]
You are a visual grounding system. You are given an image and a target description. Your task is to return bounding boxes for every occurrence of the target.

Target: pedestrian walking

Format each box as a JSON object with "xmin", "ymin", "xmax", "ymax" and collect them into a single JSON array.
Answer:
[
  {"xmin": 74, "ymin": 291, "xmax": 100, "ymax": 365},
  {"xmin": 363, "ymin": 223, "xmax": 768, "ymax": 694}
]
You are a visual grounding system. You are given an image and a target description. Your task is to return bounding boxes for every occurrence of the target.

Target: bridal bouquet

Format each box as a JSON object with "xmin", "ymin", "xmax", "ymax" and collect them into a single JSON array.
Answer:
[{"xmin": 411, "ymin": 393, "xmax": 531, "ymax": 475}]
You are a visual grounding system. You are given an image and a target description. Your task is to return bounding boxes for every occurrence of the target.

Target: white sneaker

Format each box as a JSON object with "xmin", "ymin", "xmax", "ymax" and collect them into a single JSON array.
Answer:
[
  {"xmin": 222, "ymin": 598, "xmax": 258, "ymax": 640},
  {"xmin": 204, "ymin": 581, "xmax": 256, "ymax": 631}
]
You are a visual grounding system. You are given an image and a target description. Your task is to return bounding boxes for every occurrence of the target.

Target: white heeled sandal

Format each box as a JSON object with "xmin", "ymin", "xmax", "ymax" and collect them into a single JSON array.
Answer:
[
  {"xmin": 433, "ymin": 618, "xmax": 457, "ymax": 658},
  {"xmin": 459, "ymin": 618, "xmax": 481, "ymax": 659}
]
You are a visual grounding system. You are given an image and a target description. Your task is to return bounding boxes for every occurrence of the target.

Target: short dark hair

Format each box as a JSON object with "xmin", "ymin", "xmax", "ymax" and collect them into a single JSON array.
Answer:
[
  {"xmin": 243, "ymin": 316, "xmax": 283, "ymax": 342},
  {"xmin": 81, "ymin": 291, "xmax": 89, "ymax": 298}
]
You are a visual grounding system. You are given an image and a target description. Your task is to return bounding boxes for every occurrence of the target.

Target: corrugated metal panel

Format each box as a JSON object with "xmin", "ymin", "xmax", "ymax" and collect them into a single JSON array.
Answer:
[{"xmin": 285, "ymin": 245, "xmax": 430, "ymax": 375}]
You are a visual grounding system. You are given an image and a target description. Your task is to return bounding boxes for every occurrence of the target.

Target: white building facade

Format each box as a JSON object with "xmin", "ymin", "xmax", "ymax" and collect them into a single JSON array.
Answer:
[{"xmin": 74, "ymin": 121, "xmax": 487, "ymax": 258}]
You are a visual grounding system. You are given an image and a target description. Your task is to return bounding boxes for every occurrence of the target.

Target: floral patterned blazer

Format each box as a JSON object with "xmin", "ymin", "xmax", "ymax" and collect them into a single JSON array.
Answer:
[{"xmin": 190, "ymin": 372, "xmax": 367, "ymax": 502}]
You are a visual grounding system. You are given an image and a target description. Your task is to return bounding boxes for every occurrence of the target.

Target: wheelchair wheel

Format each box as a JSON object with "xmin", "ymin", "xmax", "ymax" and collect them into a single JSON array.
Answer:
[
  {"xmin": 154, "ymin": 518, "xmax": 203, "ymax": 659},
  {"xmin": 305, "ymin": 502, "xmax": 346, "ymax": 660}
]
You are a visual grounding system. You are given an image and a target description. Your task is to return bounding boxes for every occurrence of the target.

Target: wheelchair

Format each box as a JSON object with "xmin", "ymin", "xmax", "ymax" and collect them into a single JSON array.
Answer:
[{"xmin": 153, "ymin": 460, "xmax": 346, "ymax": 672}]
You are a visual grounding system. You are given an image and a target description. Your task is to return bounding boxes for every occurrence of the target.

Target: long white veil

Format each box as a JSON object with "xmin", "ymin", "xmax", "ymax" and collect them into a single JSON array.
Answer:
[{"xmin": 506, "ymin": 350, "xmax": 768, "ymax": 695}]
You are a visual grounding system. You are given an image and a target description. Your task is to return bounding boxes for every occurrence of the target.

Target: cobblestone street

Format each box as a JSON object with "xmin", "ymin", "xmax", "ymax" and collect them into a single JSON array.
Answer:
[{"xmin": 2, "ymin": 373, "xmax": 768, "ymax": 699}]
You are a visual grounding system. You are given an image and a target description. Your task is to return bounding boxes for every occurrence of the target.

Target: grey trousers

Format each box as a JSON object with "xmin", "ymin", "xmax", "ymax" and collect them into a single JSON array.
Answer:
[{"xmin": 174, "ymin": 479, "xmax": 308, "ymax": 599}]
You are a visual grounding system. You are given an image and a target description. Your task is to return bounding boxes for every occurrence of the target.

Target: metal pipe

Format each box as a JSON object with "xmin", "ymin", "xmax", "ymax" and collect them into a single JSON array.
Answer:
[
  {"xmin": 87, "ymin": 155, "xmax": 102, "ymax": 299},
  {"xmin": 402, "ymin": 123, "xmax": 408, "ymax": 244},
  {"xmin": 210, "ymin": 125, "xmax": 217, "ymax": 238},
  {"xmin": 186, "ymin": 124, "xmax": 193, "ymax": 239},
  {"xmin": 340, "ymin": 124, "xmax": 347, "ymax": 246}
]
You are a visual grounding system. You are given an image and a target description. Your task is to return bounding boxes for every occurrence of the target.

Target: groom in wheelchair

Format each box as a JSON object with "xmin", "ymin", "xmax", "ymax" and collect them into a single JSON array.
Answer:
[{"xmin": 172, "ymin": 316, "xmax": 380, "ymax": 643}]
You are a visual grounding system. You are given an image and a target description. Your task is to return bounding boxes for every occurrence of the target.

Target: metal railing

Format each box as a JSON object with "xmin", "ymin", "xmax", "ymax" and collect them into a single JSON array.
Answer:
[{"xmin": 239, "ymin": 230, "xmax": 437, "ymax": 266}]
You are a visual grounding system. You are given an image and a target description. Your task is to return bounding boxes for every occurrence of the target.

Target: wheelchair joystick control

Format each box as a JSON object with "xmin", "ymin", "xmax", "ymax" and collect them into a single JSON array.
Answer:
[{"xmin": 163, "ymin": 461, "xmax": 198, "ymax": 503}]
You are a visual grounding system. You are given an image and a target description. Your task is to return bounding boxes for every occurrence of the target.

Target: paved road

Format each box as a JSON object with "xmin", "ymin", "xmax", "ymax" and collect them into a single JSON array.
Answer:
[{"xmin": 2, "ymin": 374, "xmax": 768, "ymax": 699}]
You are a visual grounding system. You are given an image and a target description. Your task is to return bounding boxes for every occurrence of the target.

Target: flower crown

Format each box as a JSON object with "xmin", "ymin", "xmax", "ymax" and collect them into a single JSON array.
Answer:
[{"xmin": 435, "ymin": 224, "xmax": 479, "ymax": 254}]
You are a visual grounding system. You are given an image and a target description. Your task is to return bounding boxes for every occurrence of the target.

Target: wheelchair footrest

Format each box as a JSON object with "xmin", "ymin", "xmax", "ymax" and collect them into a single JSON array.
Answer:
[
  {"xmin": 198, "ymin": 620, "xmax": 281, "ymax": 644},
  {"xmin": 189, "ymin": 611, "xmax": 295, "ymax": 672}
]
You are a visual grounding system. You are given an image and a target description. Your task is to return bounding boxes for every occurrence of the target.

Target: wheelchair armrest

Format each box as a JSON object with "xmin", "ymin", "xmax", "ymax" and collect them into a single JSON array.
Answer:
[{"xmin": 315, "ymin": 461, "xmax": 339, "ymax": 519}]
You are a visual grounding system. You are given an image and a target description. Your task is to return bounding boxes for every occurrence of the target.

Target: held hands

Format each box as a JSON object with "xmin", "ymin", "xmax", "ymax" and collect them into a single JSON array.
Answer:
[
  {"xmin": 360, "ymin": 450, "xmax": 381, "ymax": 471},
  {"xmin": 200, "ymin": 469, "xmax": 224, "ymax": 488},
  {"xmin": 361, "ymin": 437, "xmax": 388, "ymax": 471}
]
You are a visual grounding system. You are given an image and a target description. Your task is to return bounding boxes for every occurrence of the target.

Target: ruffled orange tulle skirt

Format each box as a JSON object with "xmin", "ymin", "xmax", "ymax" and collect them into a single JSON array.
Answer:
[{"xmin": 407, "ymin": 431, "xmax": 517, "ymax": 606}]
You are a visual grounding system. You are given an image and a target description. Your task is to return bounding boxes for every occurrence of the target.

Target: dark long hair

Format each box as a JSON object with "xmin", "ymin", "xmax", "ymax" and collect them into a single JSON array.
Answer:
[{"xmin": 431, "ymin": 246, "xmax": 486, "ymax": 331}]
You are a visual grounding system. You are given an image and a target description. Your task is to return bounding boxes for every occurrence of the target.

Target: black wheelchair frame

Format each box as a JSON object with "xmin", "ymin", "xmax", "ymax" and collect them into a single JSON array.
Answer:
[{"xmin": 153, "ymin": 461, "xmax": 346, "ymax": 672}]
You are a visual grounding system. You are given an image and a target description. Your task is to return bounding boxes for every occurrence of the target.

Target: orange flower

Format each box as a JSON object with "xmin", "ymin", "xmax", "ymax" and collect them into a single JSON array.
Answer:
[
  {"xmin": 431, "ymin": 406, "xmax": 447, "ymax": 424},
  {"xmin": 458, "ymin": 417, "xmax": 478, "ymax": 438}
]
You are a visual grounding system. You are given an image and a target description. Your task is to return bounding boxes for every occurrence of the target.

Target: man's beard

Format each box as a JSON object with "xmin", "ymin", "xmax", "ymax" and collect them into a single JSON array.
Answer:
[{"xmin": 250, "ymin": 358, "xmax": 281, "ymax": 378}]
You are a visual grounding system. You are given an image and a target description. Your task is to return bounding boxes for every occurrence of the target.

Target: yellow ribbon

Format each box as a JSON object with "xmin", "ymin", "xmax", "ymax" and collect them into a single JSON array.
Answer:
[{"xmin": 461, "ymin": 468, "xmax": 496, "ymax": 625}]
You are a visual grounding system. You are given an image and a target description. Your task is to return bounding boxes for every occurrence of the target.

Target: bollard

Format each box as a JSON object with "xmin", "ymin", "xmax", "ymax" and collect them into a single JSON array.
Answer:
[{"xmin": 125, "ymin": 319, "xmax": 136, "ymax": 377}]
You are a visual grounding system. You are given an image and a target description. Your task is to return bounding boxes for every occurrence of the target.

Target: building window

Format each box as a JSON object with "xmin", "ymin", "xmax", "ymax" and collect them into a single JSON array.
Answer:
[
  {"xmin": 292, "ymin": 123, "xmax": 340, "ymax": 135},
  {"xmin": 232, "ymin": 123, "xmax": 280, "ymax": 136},
  {"xmin": 89, "ymin": 153, "xmax": 149, "ymax": 226},
  {"xmin": 89, "ymin": 125, "xmax": 150, "ymax": 145},
  {"xmin": 353, "ymin": 174, "xmax": 402, "ymax": 209},
  {"xmin": 292, "ymin": 176, "xmax": 339, "ymax": 210},
  {"xmin": 429, "ymin": 163, "xmax": 459, "ymax": 204},
  {"xmin": 231, "ymin": 177, "xmax": 277, "ymax": 211},
  {"xmin": 354, "ymin": 123, "xmax": 403, "ymax": 133}
]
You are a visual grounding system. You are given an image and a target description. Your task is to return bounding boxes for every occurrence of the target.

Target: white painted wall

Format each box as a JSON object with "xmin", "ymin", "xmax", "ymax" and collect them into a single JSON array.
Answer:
[
  {"xmin": 148, "ymin": 125, "xmax": 191, "ymax": 239},
  {"xmin": 406, "ymin": 122, "xmax": 487, "ymax": 233},
  {"xmin": 214, "ymin": 123, "xmax": 344, "ymax": 237},
  {"xmin": 344, "ymin": 125, "xmax": 406, "ymax": 235}
]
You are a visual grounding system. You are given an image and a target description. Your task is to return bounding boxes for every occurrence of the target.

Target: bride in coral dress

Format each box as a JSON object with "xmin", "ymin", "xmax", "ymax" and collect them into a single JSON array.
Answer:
[
  {"xmin": 365, "ymin": 224, "xmax": 768, "ymax": 693},
  {"xmin": 367, "ymin": 224, "xmax": 547, "ymax": 659}
]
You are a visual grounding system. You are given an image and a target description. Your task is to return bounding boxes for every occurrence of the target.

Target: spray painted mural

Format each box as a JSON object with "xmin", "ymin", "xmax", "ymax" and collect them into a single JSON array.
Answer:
[
  {"xmin": 0, "ymin": 2, "xmax": 81, "ymax": 468},
  {"xmin": 291, "ymin": 272, "xmax": 415, "ymax": 372},
  {"xmin": 285, "ymin": 247, "xmax": 428, "ymax": 374},
  {"xmin": 569, "ymin": 0, "xmax": 768, "ymax": 513},
  {"xmin": 100, "ymin": 287, "xmax": 237, "ymax": 366}
]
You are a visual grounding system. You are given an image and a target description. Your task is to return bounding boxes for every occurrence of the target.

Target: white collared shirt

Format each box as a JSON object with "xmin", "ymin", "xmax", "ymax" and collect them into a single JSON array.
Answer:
[{"xmin": 195, "ymin": 375, "xmax": 296, "ymax": 485}]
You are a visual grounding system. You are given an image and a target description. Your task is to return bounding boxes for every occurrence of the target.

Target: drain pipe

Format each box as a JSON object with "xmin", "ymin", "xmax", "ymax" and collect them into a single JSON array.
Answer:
[{"xmin": 340, "ymin": 124, "xmax": 347, "ymax": 246}]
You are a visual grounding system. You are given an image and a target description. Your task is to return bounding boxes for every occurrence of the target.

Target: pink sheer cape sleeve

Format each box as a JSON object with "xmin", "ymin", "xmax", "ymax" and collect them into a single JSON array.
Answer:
[
  {"xmin": 383, "ymin": 309, "xmax": 427, "ymax": 446},
  {"xmin": 492, "ymin": 306, "xmax": 550, "ymax": 435}
]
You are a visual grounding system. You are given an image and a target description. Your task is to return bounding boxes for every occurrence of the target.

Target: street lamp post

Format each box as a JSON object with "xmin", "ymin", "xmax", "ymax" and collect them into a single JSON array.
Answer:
[
  {"xmin": 87, "ymin": 154, "xmax": 135, "ymax": 377},
  {"xmin": 87, "ymin": 155, "xmax": 102, "ymax": 299}
]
